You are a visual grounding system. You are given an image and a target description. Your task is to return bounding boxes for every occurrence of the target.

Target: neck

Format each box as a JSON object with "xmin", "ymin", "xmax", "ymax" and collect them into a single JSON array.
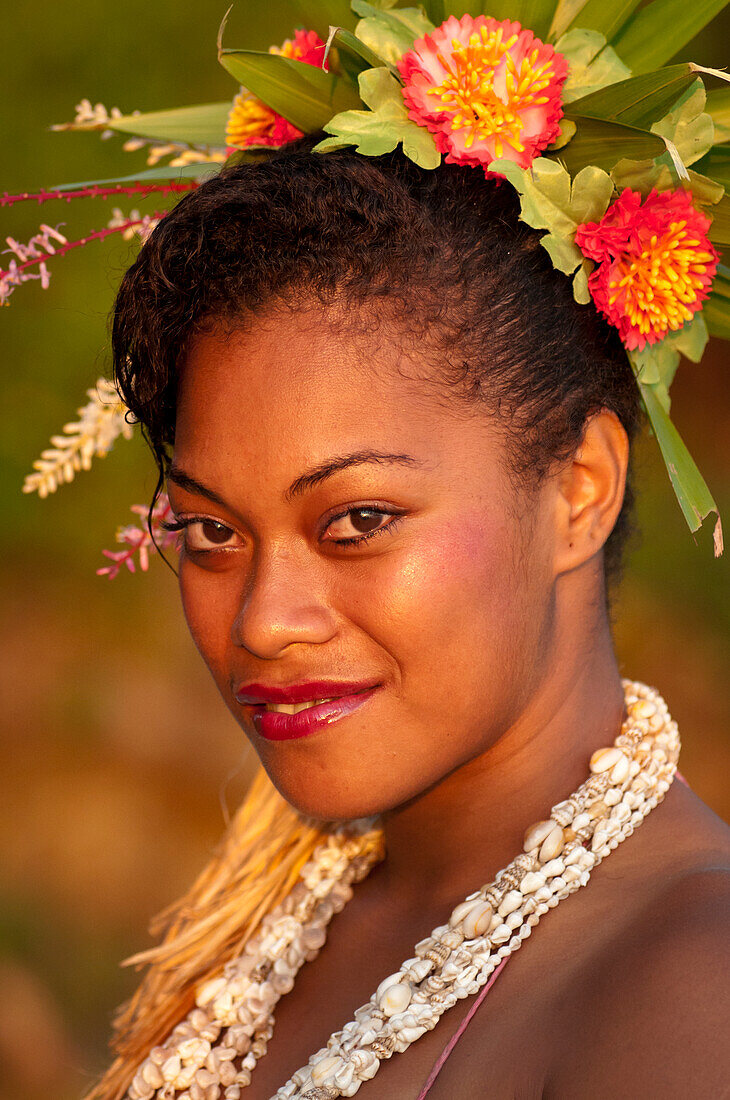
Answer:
[{"xmin": 376, "ymin": 585, "xmax": 625, "ymax": 914}]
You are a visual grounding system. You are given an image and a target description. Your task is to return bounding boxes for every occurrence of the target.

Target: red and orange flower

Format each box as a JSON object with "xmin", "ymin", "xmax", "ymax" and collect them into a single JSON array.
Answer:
[
  {"xmin": 575, "ymin": 188, "xmax": 719, "ymax": 350},
  {"xmin": 398, "ymin": 15, "xmax": 567, "ymax": 174},
  {"xmin": 226, "ymin": 29, "xmax": 325, "ymax": 150}
]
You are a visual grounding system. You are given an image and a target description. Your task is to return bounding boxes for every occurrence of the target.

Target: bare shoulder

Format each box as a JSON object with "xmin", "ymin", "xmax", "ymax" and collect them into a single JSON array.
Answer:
[{"xmin": 548, "ymin": 786, "xmax": 730, "ymax": 1099}]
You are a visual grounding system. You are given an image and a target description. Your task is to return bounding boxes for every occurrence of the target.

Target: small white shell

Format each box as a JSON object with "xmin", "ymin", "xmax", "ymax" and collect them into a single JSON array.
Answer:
[
  {"xmin": 400, "ymin": 1024, "xmax": 428, "ymax": 1043},
  {"xmin": 519, "ymin": 871, "xmax": 546, "ymax": 894},
  {"xmin": 490, "ymin": 923, "xmax": 511, "ymax": 944},
  {"xmin": 161, "ymin": 1056, "xmax": 182, "ymax": 1083},
  {"xmin": 379, "ymin": 982, "xmax": 412, "ymax": 1017},
  {"xmin": 196, "ymin": 976, "xmax": 227, "ymax": 1007},
  {"xmin": 540, "ymin": 857, "xmax": 565, "ymax": 878},
  {"xmin": 506, "ymin": 910, "xmax": 523, "ymax": 930},
  {"xmin": 632, "ymin": 699, "xmax": 656, "ymax": 719},
  {"xmin": 497, "ymin": 890, "xmax": 523, "ymax": 917}
]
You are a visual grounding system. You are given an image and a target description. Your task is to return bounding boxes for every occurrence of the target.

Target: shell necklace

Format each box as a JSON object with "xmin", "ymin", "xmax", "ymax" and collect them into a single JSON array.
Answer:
[{"xmin": 127, "ymin": 680, "xmax": 679, "ymax": 1100}]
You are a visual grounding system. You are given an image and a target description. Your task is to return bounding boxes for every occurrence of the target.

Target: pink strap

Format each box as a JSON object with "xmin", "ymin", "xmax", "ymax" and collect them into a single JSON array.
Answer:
[
  {"xmin": 415, "ymin": 957, "xmax": 509, "ymax": 1099},
  {"xmin": 416, "ymin": 770, "xmax": 689, "ymax": 1097}
]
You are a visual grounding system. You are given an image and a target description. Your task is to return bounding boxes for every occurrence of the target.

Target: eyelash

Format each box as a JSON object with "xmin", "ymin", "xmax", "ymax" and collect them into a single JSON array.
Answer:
[{"xmin": 159, "ymin": 507, "xmax": 404, "ymax": 551}]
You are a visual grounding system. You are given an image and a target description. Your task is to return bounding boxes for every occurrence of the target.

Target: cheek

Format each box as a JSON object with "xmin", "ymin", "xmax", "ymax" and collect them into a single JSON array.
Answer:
[
  {"xmin": 178, "ymin": 558, "xmax": 239, "ymax": 687},
  {"xmin": 362, "ymin": 510, "xmax": 534, "ymax": 714}
]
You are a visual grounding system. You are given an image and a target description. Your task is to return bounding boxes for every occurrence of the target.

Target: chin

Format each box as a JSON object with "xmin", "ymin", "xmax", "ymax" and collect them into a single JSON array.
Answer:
[{"xmin": 259, "ymin": 765, "xmax": 410, "ymax": 823}]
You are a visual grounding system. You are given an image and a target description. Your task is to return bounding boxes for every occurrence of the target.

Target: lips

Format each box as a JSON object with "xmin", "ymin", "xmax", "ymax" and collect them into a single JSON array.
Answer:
[
  {"xmin": 235, "ymin": 680, "xmax": 380, "ymax": 705},
  {"xmin": 234, "ymin": 682, "xmax": 381, "ymax": 741}
]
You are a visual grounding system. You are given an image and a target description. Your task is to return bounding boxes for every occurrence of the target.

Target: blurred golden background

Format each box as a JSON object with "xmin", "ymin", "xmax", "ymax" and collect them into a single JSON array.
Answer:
[{"xmin": 1, "ymin": 3, "xmax": 728, "ymax": 1098}]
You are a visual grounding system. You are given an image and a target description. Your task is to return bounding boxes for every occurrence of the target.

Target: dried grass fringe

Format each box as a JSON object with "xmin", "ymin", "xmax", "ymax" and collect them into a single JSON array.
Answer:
[{"xmin": 84, "ymin": 764, "xmax": 363, "ymax": 1100}]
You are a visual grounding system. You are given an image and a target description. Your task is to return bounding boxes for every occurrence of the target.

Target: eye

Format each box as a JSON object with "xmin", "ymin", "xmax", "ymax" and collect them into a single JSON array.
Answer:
[
  {"xmin": 324, "ymin": 507, "xmax": 404, "ymax": 548},
  {"xmin": 161, "ymin": 517, "xmax": 240, "ymax": 553}
]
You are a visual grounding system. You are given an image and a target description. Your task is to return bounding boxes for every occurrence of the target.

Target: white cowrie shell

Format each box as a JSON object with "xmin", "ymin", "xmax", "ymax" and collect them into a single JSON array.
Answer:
[
  {"xmin": 589, "ymin": 747, "xmax": 626, "ymax": 774},
  {"xmin": 538, "ymin": 826, "xmax": 565, "ymax": 863},
  {"xmin": 375, "ymin": 972, "xmax": 403, "ymax": 1002},
  {"xmin": 311, "ymin": 1055, "xmax": 344, "ymax": 1086},
  {"xmin": 449, "ymin": 899, "xmax": 478, "ymax": 928},
  {"xmin": 523, "ymin": 819, "xmax": 555, "ymax": 852},
  {"xmin": 610, "ymin": 754, "xmax": 630, "ymax": 784},
  {"xmin": 379, "ymin": 982, "xmax": 412, "ymax": 1017},
  {"xmin": 462, "ymin": 901, "xmax": 493, "ymax": 939}
]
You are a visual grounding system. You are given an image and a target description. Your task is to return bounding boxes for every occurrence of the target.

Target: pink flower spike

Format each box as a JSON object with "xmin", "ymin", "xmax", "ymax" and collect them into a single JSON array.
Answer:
[
  {"xmin": 398, "ymin": 15, "xmax": 567, "ymax": 176},
  {"xmin": 98, "ymin": 493, "xmax": 179, "ymax": 578}
]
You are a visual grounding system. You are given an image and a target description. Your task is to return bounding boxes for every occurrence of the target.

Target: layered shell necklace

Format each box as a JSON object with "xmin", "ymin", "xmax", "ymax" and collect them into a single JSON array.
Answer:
[{"xmin": 127, "ymin": 680, "xmax": 679, "ymax": 1100}]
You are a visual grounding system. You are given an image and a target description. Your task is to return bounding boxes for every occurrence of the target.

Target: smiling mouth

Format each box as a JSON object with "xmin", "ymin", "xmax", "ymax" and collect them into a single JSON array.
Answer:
[
  {"xmin": 261, "ymin": 696, "xmax": 341, "ymax": 714},
  {"xmin": 255, "ymin": 687, "xmax": 375, "ymax": 714}
]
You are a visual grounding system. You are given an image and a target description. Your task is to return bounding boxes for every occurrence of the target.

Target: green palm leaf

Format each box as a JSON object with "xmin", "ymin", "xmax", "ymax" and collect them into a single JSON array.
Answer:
[
  {"xmin": 423, "ymin": 0, "xmax": 446, "ymax": 23},
  {"xmin": 694, "ymin": 146, "xmax": 730, "ymax": 187},
  {"xmin": 636, "ymin": 374, "xmax": 722, "ymax": 549},
  {"xmin": 706, "ymin": 87, "xmax": 730, "ymax": 144},
  {"xmin": 219, "ymin": 50, "xmax": 361, "ymax": 131},
  {"xmin": 104, "ymin": 103, "xmax": 231, "ymax": 147},
  {"xmin": 287, "ymin": 0, "xmax": 358, "ymax": 38},
  {"xmin": 549, "ymin": 0, "xmax": 641, "ymax": 41},
  {"xmin": 566, "ymin": 64, "xmax": 706, "ymax": 130},
  {"xmin": 708, "ymin": 196, "xmax": 730, "ymax": 245},
  {"xmin": 550, "ymin": 116, "xmax": 665, "ymax": 172},
  {"xmin": 443, "ymin": 2, "xmax": 483, "ymax": 17},
  {"xmin": 611, "ymin": 0, "xmax": 729, "ymax": 74},
  {"xmin": 474, "ymin": 0, "xmax": 556, "ymax": 38},
  {"xmin": 50, "ymin": 163, "xmax": 223, "ymax": 191},
  {"xmin": 704, "ymin": 264, "xmax": 730, "ymax": 339}
]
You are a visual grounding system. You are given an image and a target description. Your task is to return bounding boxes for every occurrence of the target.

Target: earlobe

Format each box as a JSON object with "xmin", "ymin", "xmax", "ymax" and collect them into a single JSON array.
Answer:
[{"xmin": 554, "ymin": 410, "xmax": 629, "ymax": 575}]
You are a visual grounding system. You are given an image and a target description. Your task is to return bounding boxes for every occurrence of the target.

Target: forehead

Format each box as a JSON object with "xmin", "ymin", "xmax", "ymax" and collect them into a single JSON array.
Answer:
[{"xmin": 174, "ymin": 308, "xmax": 500, "ymax": 488}]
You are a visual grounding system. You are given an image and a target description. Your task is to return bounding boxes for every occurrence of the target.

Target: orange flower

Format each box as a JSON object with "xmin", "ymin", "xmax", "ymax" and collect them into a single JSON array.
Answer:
[
  {"xmin": 398, "ymin": 14, "xmax": 567, "ymax": 174},
  {"xmin": 575, "ymin": 189, "xmax": 719, "ymax": 350},
  {"xmin": 226, "ymin": 29, "xmax": 325, "ymax": 150}
]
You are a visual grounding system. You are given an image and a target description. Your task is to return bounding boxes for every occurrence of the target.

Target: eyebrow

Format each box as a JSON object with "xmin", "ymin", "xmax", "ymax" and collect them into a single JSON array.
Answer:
[{"xmin": 167, "ymin": 450, "xmax": 425, "ymax": 509}]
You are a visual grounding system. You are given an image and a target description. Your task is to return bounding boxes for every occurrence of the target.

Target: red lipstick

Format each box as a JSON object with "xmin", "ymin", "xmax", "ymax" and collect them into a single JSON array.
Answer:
[{"xmin": 234, "ymin": 680, "xmax": 381, "ymax": 741}]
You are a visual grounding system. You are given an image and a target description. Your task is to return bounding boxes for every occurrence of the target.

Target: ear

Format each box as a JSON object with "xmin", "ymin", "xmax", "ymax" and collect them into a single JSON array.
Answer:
[{"xmin": 553, "ymin": 410, "xmax": 630, "ymax": 575}]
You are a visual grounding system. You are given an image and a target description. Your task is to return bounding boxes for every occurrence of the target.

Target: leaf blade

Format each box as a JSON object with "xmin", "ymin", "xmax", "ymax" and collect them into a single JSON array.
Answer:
[
  {"xmin": 100, "ymin": 103, "xmax": 233, "ymax": 146},
  {"xmin": 611, "ymin": 0, "xmax": 729, "ymax": 74},
  {"xmin": 565, "ymin": 64, "xmax": 699, "ymax": 130},
  {"xmin": 218, "ymin": 50, "xmax": 361, "ymax": 131},
  {"xmin": 550, "ymin": 116, "xmax": 665, "ymax": 172},
  {"xmin": 634, "ymin": 369, "xmax": 722, "ymax": 549}
]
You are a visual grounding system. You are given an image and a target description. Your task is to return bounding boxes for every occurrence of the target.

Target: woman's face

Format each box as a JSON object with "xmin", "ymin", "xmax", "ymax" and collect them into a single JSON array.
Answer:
[{"xmin": 170, "ymin": 308, "xmax": 560, "ymax": 819}]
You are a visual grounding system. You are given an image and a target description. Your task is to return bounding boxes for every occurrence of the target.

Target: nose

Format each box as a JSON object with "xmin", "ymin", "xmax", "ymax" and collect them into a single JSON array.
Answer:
[{"xmin": 230, "ymin": 540, "xmax": 337, "ymax": 658}]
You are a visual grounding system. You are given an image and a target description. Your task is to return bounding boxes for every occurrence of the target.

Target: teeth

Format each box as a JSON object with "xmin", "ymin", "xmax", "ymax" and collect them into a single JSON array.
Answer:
[{"xmin": 265, "ymin": 697, "xmax": 337, "ymax": 714}]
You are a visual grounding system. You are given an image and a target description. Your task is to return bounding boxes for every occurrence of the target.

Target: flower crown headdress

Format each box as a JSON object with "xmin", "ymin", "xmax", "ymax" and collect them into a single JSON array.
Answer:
[{"xmin": 4, "ymin": 0, "xmax": 729, "ymax": 567}]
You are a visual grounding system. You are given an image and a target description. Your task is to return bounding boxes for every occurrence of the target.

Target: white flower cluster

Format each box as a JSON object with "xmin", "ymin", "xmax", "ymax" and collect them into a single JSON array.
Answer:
[{"xmin": 23, "ymin": 377, "xmax": 135, "ymax": 497}]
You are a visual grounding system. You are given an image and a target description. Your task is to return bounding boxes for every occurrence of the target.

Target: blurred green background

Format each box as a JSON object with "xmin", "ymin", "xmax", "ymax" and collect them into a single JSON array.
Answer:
[{"xmin": 1, "ymin": 3, "xmax": 728, "ymax": 1098}]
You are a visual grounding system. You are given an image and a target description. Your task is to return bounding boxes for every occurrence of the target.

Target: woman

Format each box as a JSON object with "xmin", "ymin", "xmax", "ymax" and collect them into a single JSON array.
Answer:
[{"xmin": 87, "ymin": 144, "xmax": 730, "ymax": 1100}]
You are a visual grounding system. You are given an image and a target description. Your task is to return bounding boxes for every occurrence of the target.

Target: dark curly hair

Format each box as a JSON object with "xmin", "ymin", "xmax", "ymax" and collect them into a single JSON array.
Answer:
[{"xmin": 112, "ymin": 140, "xmax": 642, "ymax": 582}]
